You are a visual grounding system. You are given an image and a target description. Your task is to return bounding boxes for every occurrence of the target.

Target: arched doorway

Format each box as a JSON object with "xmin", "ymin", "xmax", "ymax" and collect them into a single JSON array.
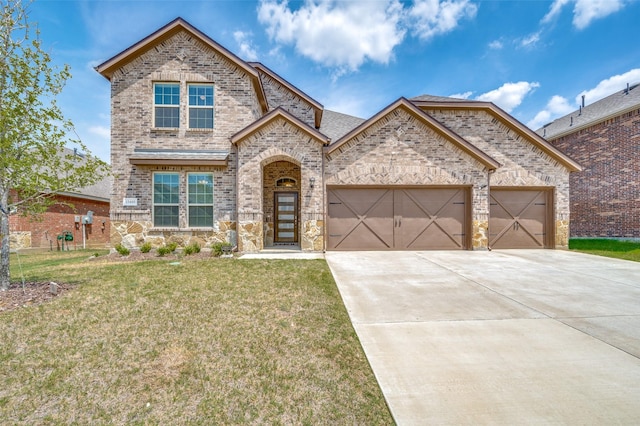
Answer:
[{"xmin": 263, "ymin": 160, "xmax": 301, "ymax": 247}]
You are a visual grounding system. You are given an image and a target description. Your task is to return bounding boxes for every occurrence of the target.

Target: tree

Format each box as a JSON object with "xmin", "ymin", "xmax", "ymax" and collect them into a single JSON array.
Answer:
[{"xmin": 0, "ymin": 0, "xmax": 109, "ymax": 290}]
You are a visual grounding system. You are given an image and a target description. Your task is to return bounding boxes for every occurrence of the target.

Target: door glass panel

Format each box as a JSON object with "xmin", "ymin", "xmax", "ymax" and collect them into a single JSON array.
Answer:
[{"xmin": 275, "ymin": 192, "xmax": 298, "ymax": 243}]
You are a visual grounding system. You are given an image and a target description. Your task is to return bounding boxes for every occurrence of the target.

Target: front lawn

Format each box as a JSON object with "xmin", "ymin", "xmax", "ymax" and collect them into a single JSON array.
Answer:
[
  {"xmin": 1, "ymin": 251, "xmax": 392, "ymax": 424},
  {"xmin": 569, "ymin": 238, "xmax": 640, "ymax": 262}
]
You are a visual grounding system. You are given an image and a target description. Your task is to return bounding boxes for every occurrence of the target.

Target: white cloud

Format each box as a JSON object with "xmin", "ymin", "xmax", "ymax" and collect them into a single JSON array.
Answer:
[
  {"xmin": 527, "ymin": 95, "xmax": 573, "ymax": 129},
  {"xmin": 542, "ymin": 0, "xmax": 627, "ymax": 29},
  {"xmin": 89, "ymin": 125, "xmax": 110, "ymax": 139},
  {"xmin": 475, "ymin": 81, "xmax": 540, "ymax": 112},
  {"xmin": 257, "ymin": 0, "xmax": 478, "ymax": 75},
  {"xmin": 520, "ymin": 31, "xmax": 541, "ymax": 48},
  {"xmin": 488, "ymin": 40, "xmax": 503, "ymax": 50},
  {"xmin": 408, "ymin": 0, "xmax": 478, "ymax": 41},
  {"xmin": 449, "ymin": 91, "xmax": 473, "ymax": 99},
  {"xmin": 233, "ymin": 31, "xmax": 259, "ymax": 61},
  {"xmin": 258, "ymin": 0, "xmax": 406, "ymax": 75},
  {"xmin": 576, "ymin": 68, "xmax": 640, "ymax": 105}
]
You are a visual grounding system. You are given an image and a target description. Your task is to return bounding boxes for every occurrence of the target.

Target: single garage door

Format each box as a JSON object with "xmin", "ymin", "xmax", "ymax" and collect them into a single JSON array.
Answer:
[
  {"xmin": 327, "ymin": 187, "xmax": 470, "ymax": 250},
  {"xmin": 489, "ymin": 188, "xmax": 553, "ymax": 249}
]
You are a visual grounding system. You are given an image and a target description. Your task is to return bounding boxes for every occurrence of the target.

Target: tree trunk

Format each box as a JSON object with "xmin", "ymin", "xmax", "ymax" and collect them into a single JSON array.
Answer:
[{"xmin": 1, "ymin": 190, "xmax": 10, "ymax": 291}]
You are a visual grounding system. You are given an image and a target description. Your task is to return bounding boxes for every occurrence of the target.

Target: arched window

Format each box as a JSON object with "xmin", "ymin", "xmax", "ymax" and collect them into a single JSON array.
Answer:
[{"xmin": 276, "ymin": 177, "xmax": 297, "ymax": 188}]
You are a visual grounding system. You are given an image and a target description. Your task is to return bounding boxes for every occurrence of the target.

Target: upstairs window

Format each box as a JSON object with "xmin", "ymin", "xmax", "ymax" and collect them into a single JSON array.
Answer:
[
  {"xmin": 188, "ymin": 173, "xmax": 214, "ymax": 227},
  {"xmin": 188, "ymin": 84, "xmax": 214, "ymax": 129},
  {"xmin": 154, "ymin": 83, "xmax": 180, "ymax": 128}
]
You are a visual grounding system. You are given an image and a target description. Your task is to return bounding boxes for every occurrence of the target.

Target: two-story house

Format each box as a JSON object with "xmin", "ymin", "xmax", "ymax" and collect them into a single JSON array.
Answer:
[{"xmin": 96, "ymin": 18, "xmax": 580, "ymax": 252}]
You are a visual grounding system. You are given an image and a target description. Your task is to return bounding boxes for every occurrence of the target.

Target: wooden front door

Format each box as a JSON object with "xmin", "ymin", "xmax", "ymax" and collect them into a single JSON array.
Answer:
[{"xmin": 274, "ymin": 192, "xmax": 298, "ymax": 243}]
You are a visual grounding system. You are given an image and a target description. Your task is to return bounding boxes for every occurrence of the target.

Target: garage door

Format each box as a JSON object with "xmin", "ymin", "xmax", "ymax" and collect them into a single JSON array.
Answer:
[
  {"xmin": 489, "ymin": 189, "xmax": 553, "ymax": 249},
  {"xmin": 327, "ymin": 187, "xmax": 470, "ymax": 250}
]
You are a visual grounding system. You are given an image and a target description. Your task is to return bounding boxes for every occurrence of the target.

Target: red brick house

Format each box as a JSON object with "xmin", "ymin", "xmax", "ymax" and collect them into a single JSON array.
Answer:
[
  {"xmin": 9, "ymin": 149, "xmax": 111, "ymax": 250},
  {"xmin": 539, "ymin": 83, "xmax": 640, "ymax": 238}
]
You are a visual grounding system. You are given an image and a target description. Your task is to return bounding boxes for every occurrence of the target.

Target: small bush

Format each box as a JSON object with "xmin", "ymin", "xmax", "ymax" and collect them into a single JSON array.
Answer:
[
  {"xmin": 115, "ymin": 244, "xmax": 130, "ymax": 256},
  {"xmin": 140, "ymin": 242, "xmax": 152, "ymax": 253},
  {"xmin": 167, "ymin": 242, "xmax": 178, "ymax": 252},
  {"xmin": 184, "ymin": 242, "xmax": 201, "ymax": 256},
  {"xmin": 212, "ymin": 242, "xmax": 232, "ymax": 257},
  {"xmin": 156, "ymin": 246, "xmax": 172, "ymax": 257}
]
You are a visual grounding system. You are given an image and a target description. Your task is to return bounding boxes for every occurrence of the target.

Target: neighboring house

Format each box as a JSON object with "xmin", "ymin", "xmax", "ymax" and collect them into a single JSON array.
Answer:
[
  {"xmin": 9, "ymin": 149, "xmax": 112, "ymax": 250},
  {"xmin": 539, "ymin": 84, "xmax": 640, "ymax": 239},
  {"xmin": 96, "ymin": 18, "xmax": 580, "ymax": 252}
]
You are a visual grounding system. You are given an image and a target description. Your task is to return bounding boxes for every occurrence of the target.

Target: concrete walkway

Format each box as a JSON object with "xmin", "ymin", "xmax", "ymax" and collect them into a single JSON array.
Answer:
[{"xmin": 325, "ymin": 250, "xmax": 640, "ymax": 425}]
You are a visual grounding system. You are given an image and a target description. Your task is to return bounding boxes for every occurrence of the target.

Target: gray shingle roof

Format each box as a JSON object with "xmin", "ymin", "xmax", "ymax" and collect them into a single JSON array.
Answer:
[
  {"xmin": 319, "ymin": 109, "xmax": 366, "ymax": 143},
  {"xmin": 58, "ymin": 147, "xmax": 112, "ymax": 201},
  {"xmin": 410, "ymin": 94, "xmax": 474, "ymax": 103},
  {"xmin": 537, "ymin": 83, "xmax": 640, "ymax": 139}
]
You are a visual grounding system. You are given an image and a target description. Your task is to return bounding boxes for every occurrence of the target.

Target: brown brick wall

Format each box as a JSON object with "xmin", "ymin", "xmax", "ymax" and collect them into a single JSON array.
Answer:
[
  {"xmin": 549, "ymin": 108, "xmax": 640, "ymax": 238},
  {"xmin": 258, "ymin": 72, "xmax": 317, "ymax": 128},
  {"xmin": 109, "ymin": 30, "xmax": 262, "ymax": 226},
  {"xmin": 9, "ymin": 193, "xmax": 110, "ymax": 249}
]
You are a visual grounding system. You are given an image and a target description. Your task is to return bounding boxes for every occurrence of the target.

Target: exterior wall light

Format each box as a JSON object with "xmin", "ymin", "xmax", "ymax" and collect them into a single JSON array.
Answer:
[{"xmin": 309, "ymin": 177, "xmax": 315, "ymax": 189}]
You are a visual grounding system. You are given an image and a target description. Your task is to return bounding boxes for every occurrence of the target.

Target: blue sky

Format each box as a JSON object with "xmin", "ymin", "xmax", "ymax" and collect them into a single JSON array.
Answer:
[{"xmin": 29, "ymin": 0, "xmax": 640, "ymax": 162}]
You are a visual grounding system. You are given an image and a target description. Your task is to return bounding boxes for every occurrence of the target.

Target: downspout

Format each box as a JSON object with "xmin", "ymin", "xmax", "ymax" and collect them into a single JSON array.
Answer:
[
  {"xmin": 322, "ymin": 144, "xmax": 327, "ymax": 253},
  {"xmin": 487, "ymin": 168, "xmax": 495, "ymax": 251}
]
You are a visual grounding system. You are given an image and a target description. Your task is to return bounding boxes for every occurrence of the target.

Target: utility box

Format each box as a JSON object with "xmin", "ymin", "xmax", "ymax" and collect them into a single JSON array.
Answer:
[
  {"xmin": 74, "ymin": 215, "xmax": 81, "ymax": 223},
  {"xmin": 83, "ymin": 211, "xmax": 94, "ymax": 224}
]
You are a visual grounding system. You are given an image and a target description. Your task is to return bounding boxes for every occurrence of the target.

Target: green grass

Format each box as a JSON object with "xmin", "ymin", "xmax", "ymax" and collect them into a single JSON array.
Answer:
[
  {"xmin": 1, "ymin": 252, "xmax": 392, "ymax": 425},
  {"xmin": 569, "ymin": 238, "xmax": 640, "ymax": 262}
]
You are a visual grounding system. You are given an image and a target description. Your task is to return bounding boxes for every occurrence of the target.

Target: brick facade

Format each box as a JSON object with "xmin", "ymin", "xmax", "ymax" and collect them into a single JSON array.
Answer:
[
  {"xmin": 98, "ymin": 19, "xmax": 577, "ymax": 252},
  {"xmin": 9, "ymin": 193, "xmax": 110, "ymax": 250},
  {"xmin": 549, "ymin": 108, "xmax": 640, "ymax": 238}
]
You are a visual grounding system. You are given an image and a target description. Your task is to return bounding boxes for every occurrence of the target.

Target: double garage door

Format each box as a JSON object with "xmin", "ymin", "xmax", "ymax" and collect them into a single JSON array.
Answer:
[{"xmin": 327, "ymin": 187, "xmax": 553, "ymax": 251}]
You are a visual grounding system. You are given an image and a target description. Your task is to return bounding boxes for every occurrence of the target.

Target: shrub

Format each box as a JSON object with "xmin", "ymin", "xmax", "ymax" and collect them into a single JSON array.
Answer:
[
  {"xmin": 212, "ymin": 242, "xmax": 232, "ymax": 257},
  {"xmin": 115, "ymin": 244, "xmax": 130, "ymax": 256},
  {"xmin": 140, "ymin": 242, "xmax": 152, "ymax": 253},
  {"xmin": 167, "ymin": 242, "xmax": 178, "ymax": 252},
  {"xmin": 156, "ymin": 246, "xmax": 172, "ymax": 257},
  {"xmin": 184, "ymin": 242, "xmax": 201, "ymax": 256}
]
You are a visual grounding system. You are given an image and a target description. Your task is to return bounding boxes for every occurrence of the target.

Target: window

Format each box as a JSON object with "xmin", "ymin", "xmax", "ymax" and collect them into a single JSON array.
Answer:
[
  {"xmin": 188, "ymin": 173, "xmax": 214, "ymax": 227},
  {"xmin": 154, "ymin": 83, "xmax": 180, "ymax": 128},
  {"xmin": 188, "ymin": 84, "xmax": 214, "ymax": 129},
  {"xmin": 153, "ymin": 173, "xmax": 179, "ymax": 227}
]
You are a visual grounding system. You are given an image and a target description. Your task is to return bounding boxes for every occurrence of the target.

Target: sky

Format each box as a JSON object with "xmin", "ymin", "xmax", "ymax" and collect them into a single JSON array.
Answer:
[{"xmin": 26, "ymin": 0, "xmax": 640, "ymax": 162}]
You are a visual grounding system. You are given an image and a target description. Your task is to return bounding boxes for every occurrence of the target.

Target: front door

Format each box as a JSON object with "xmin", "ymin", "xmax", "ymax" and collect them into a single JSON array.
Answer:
[{"xmin": 275, "ymin": 192, "xmax": 298, "ymax": 243}]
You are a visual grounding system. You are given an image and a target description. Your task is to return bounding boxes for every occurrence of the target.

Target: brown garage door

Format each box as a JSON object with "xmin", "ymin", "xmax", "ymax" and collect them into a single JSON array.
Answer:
[
  {"xmin": 489, "ymin": 189, "xmax": 553, "ymax": 249},
  {"xmin": 327, "ymin": 187, "xmax": 470, "ymax": 250}
]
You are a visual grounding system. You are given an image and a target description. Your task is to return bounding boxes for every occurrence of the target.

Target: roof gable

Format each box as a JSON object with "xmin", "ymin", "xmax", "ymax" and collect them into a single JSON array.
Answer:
[
  {"xmin": 95, "ymin": 17, "xmax": 268, "ymax": 114},
  {"xmin": 326, "ymin": 98, "xmax": 500, "ymax": 171},
  {"xmin": 249, "ymin": 62, "xmax": 324, "ymax": 129},
  {"xmin": 230, "ymin": 107, "xmax": 330, "ymax": 145},
  {"xmin": 412, "ymin": 99, "xmax": 582, "ymax": 172}
]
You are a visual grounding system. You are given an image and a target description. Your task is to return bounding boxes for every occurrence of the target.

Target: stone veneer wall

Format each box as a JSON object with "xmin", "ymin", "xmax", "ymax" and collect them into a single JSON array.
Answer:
[
  {"xmin": 235, "ymin": 117, "xmax": 324, "ymax": 252},
  {"xmin": 325, "ymin": 108, "xmax": 490, "ymax": 249},
  {"xmin": 423, "ymin": 108, "xmax": 572, "ymax": 248},
  {"xmin": 108, "ymin": 30, "xmax": 264, "ymax": 248}
]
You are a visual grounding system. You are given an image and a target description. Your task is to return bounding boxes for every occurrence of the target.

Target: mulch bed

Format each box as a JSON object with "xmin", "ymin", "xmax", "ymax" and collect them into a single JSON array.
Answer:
[{"xmin": 0, "ymin": 281, "xmax": 75, "ymax": 313}]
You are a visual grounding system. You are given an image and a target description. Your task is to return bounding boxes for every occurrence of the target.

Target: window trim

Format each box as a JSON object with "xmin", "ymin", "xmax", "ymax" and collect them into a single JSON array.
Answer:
[
  {"xmin": 152, "ymin": 172, "xmax": 180, "ymax": 228},
  {"xmin": 153, "ymin": 82, "xmax": 180, "ymax": 129},
  {"xmin": 187, "ymin": 172, "xmax": 214, "ymax": 228},
  {"xmin": 187, "ymin": 83, "xmax": 214, "ymax": 130}
]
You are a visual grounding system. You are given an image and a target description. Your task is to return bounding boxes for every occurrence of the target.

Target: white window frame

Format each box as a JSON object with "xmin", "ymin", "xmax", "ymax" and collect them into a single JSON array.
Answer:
[
  {"xmin": 152, "ymin": 172, "xmax": 180, "ymax": 227},
  {"xmin": 153, "ymin": 82, "xmax": 180, "ymax": 129},
  {"xmin": 188, "ymin": 83, "xmax": 214, "ymax": 129},
  {"xmin": 187, "ymin": 173, "xmax": 214, "ymax": 228}
]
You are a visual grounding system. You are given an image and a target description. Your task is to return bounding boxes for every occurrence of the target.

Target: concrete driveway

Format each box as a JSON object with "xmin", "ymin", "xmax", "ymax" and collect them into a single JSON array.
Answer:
[{"xmin": 325, "ymin": 250, "xmax": 640, "ymax": 425}]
